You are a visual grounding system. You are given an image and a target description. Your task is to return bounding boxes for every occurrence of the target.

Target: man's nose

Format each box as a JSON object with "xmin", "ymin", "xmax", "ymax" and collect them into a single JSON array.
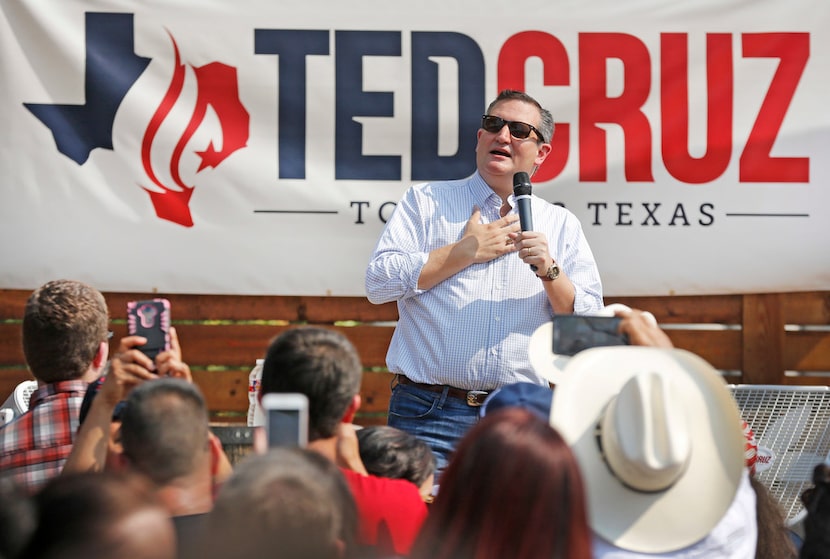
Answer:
[{"xmin": 495, "ymin": 123, "xmax": 512, "ymax": 141}]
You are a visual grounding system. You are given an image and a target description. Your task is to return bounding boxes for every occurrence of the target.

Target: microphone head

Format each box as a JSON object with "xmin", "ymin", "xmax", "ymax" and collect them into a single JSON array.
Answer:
[{"xmin": 513, "ymin": 172, "xmax": 532, "ymax": 196}]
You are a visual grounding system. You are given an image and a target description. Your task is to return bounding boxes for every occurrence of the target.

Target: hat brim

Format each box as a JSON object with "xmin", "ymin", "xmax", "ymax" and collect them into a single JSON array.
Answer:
[
  {"xmin": 528, "ymin": 321, "xmax": 571, "ymax": 385},
  {"xmin": 528, "ymin": 305, "xmax": 655, "ymax": 385},
  {"xmin": 549, "ymin": 346, "xmax": 745, "ymax": 553}
]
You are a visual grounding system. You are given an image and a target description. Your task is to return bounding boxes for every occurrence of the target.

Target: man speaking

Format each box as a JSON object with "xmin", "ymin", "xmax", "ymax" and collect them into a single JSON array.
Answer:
[{"xmin": 365, "ymin": 90, "xmax": 603, "ymax": 475}]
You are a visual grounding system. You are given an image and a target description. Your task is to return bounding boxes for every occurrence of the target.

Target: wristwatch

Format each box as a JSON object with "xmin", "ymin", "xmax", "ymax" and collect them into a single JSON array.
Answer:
[{"xmin": 538, "ymin": 262, "xmax": 560, "ymax": 281}]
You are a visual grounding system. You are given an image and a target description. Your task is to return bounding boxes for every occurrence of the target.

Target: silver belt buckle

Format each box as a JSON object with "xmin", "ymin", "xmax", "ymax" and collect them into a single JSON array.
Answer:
[{"xmin": 466, "ymin": 390, "xmax": 488, "ymax": 407}]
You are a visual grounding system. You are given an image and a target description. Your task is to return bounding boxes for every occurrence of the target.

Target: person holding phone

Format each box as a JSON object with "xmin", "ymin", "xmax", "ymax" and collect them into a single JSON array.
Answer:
[
  {"xmin": 64, "ymin": 327, "xmax": 233, "ymax": 559},
  {"xmin": 365, "ymin": 89, "xmax": 604, "ymax": 475},
  {"xmin": 258, "ymin": 327, "xmax": 428, "ymax": 559},
  {"xmin": 0, "ymin": 279, "xmax": 110, "ymax": 495}
]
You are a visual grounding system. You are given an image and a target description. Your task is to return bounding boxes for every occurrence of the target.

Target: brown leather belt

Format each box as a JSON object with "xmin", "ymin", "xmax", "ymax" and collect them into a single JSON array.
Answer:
[{"xmin": 396, "ymin": 375, "xmax": 490, "ymax": 407}]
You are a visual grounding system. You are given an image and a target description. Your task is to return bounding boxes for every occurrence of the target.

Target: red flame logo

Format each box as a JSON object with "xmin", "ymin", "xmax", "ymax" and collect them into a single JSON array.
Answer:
[{"xmin": 140, "ymin": 33, "xmax": 250, "ymax": 227}]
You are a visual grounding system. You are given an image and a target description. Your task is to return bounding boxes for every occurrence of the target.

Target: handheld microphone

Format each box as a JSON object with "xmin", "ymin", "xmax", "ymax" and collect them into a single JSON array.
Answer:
[{"xmin": 512, "ymin": 172, "xmax": 537, "ymax": 271}]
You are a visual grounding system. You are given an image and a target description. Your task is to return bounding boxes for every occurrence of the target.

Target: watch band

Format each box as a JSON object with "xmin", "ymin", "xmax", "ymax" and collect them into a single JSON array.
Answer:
[{"xmin": 538, "ymin": 262, "xmax": 560, "ymax": 282}]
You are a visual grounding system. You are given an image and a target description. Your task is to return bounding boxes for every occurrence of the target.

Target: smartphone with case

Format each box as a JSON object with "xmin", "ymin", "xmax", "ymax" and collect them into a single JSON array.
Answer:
[
  {"xmin": 552, "ymin": 315, "xmax": 629, "ymax": 356},
  {"xmin": 127, "ymin": 299, "xmax": 172, "ymax": 360},
  {"xmin": 262, "ymin": 393, "xmax": 309, "ymax": 448}
]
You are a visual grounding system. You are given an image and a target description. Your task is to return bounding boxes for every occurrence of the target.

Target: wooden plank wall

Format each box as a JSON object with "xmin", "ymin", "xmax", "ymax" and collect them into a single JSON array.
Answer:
[{"xmin": 1, "ymin": 290, "xmax": 828, "ymax": 426}]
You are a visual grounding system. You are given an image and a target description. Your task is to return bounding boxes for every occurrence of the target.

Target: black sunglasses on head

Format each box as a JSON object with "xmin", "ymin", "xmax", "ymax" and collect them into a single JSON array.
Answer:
[{"xmin": 481, "ymin": 114, "xmax": 545, "ymax": 143}]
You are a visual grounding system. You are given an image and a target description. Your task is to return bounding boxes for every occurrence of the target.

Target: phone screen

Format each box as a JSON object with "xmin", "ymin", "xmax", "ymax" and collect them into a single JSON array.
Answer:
[
  {"xmin": 552, "ymin": 315, "xmax": 629, "ymax": 356},
  {"xmin": 267, "ymin": 409, "xmax": 304, "ymax": 447},
  {"xmin": 262, "ymin": 393, "xmax": 309, "ymax": 448}
]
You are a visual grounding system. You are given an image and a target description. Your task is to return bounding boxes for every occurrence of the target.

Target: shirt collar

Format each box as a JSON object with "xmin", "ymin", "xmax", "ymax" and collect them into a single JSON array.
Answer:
[
  {"xmin": 29, "ymin": 379, "xmax": 90, "ymax": 408},
  {"xmin": 469, "ymin": 171, "xmax": 502, "ymax": 207}
]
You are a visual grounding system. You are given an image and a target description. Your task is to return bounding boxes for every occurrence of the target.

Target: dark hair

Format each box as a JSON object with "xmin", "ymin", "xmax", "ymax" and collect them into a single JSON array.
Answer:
[
  {"xmin": 0, "ymin": 476, "xmax": 35, "ymax": 559},
  {"xmin": 20, "ymin": 471, "xmax": 173, "ymax": 559},
  {"xmin": 357, "ymin": 425, "xmax": 435, "ymax": 489},
  {"xmin": 410, "ymin": 408, "xmax": 592, "ymax": 559},
  {"xmin": 204, "ymin": 448, "xmax": 358, "ymax": 559},
  {"xmin": 750, "ymin": 476, "xmax": 797, "ymax": 559},
  {"xmin": 22, "ymin": 279, "xmax": 109, "ymax": 382},
  {"xmin": 800, "ymin": 463, "xmax": 830, "ymax": 559},
  {"xmin": 486, "ymin": 89, "xmax": 554, "ymax": 144},
  {"xmin": 120, "ymin": 378, "xmax": 210, "ymax": 486},
  {"xmin": 260, "ymin": 327, "xmax": 362, "ymax": 440}
]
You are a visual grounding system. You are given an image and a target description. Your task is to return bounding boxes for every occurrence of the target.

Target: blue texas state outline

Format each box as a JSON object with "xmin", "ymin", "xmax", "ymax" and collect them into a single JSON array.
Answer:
[{"xmin": 25, "ymin": 12, "xmax": 151, "ymax": 165}]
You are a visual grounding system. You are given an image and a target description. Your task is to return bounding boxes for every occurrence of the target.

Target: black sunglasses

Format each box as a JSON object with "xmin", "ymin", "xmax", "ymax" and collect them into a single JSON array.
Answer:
[{"xmin": 481, "ymin": 115, "xmax": 545, "ymax": 143}]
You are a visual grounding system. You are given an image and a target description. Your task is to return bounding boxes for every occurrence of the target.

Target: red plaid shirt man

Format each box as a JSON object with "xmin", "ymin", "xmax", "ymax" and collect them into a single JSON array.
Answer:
[{"xmin": 0, "ymin": 380, "xmax": 88, "ymax": 494}]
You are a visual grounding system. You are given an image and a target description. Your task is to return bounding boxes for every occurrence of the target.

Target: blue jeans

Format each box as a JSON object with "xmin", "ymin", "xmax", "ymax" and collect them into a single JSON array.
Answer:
[{"xmin": 387, "ymin": 379, "xmax": 481, "ymax": 481}]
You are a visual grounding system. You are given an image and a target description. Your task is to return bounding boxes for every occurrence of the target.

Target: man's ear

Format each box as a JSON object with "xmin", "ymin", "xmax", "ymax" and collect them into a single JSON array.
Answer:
[
  {"xmin": 111, "ymin": 446, "xmax": 130, "ymax": 472},
  {"xmin": 92, "ymin": 341, "xmax": 109, "ymax": 370},
  {"xmin": 532, "ymin": 142, "xmax": 553, "ymax": 173},
  {"xmin": 341, "ymin": 394, "xmax": 361, "ymax": 424},
  {"xmin": 208, "ymin": 431, "xmax": 233, "ymax": 485}
]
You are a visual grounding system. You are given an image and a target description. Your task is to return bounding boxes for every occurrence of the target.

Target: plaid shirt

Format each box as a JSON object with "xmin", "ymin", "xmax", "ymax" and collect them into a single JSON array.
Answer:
[{"xmin": 0, "ymin": 380, "xmax": 88, "ymax": 494}]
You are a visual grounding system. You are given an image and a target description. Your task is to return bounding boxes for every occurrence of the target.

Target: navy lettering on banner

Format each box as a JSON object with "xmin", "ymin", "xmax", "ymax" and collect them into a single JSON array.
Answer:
[
  {"xmin": 335, "ymin": 31, "xmax": 401, "ymax": 180},
  {"xmin": 411, "ymin": 32, "xmax": 484, "ymax": 180},
  {"xmin": 254, "ymin": 29, "xmax": 330, "ymax": 179}
]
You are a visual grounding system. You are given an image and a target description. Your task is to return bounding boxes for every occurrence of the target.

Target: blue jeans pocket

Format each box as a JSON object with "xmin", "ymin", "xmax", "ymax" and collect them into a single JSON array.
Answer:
[{"xmin": 388, "ymin": 384, "xmax": 439, "ymax": 419}]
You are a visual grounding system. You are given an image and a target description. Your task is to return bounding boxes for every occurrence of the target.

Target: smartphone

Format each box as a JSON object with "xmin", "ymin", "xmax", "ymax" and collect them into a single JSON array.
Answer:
[
  {"xmin": 127, "ymin": 299, "xmax": 172, "ymax": 360},
  {"xmin": 552, "ymin": 315, "xmax": 629, "ymax": 356},
  {"xmin": 261, "ymin": 393, "xmax": 309, "ymax": 448}
]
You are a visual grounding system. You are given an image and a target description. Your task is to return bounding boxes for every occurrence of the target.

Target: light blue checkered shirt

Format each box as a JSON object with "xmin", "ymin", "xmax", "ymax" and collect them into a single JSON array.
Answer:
[{"xmin": 365, "ymin": 172, "xmax": 603, "ymax": 390}]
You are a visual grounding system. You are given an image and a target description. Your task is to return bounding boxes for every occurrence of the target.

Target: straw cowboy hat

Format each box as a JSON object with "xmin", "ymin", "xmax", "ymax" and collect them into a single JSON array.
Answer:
[
  {"xmin": 548, "ymin": 346, "xmax": 745, "ymax": 553},
  {"xmin": 528, "ymin": 304, "xmax": 656, "ymax": 385}
]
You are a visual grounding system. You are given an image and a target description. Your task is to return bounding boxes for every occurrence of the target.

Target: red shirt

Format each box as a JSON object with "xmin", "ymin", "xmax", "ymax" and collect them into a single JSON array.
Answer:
[
  {"xmin": 0, "ymin": 380, "xmax": 87, "ymax": 494},
  {"xmin": 341, "ymin": 467, "xmax": 428, "ymax": 557}
]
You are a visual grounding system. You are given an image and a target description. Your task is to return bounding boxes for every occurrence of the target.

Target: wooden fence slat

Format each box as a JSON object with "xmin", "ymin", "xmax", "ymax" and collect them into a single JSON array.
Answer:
[
  {"xmin": 784, "ymin": 331, "xmax": 830, "ymax": 371},
  {"xmin": 102, "ymin": 293, "xmax": 399, "ymax": 323},
  {"xmin": 781, "ymin": 291, "xmax": 830, "ymax": 324},
  {"xmin": 0, "ymin": 290, "xmax": 28, "ymax": 317},
  {"xmin": 607, "ymin": 295, "xmax": 743, "ymax": 324},
  {"xmin": 664, "ymin": 330, "xmax": 744, "ymax": 371},
  {"xmin": 191, "ymin": 369, "xmax": 250, "ymax": 415},
  {"xmin": 0, "ymin": 324, "xmax": 23, "ymax": 366},
  {"xmin": 743, "ymin": 293, "xmax": 785, "ymax": 384},
  {"xmin": 173, "ymin": 324, "xmax": 393, "ymax": 369},
  {"xmin": 0, "ymin": 290, "xmax": 400, "ymax": 324},
  {"xmin": 359, "ymin": 371, "xmax": 395, "ymax": 414}
]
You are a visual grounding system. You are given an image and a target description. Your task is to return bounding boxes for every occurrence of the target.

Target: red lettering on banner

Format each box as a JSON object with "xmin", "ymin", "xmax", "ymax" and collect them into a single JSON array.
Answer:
[
  {"xmin": 740, "ymin": 33, "xmax": 810, "ymax": 182},
  {"xmin": 496, "ymin": 31, "xmax": 809, "ymax": 185},
  {"xmin": 579, "ymin": 33, "xmax": 653, "ymax": 182},
  {"xmin": 661, "ymin": 34, "xmax": 733, "ymax": 183},
  {"xmin": 497, "ymin": 31, "xmax": 570, "ymax": 182}
]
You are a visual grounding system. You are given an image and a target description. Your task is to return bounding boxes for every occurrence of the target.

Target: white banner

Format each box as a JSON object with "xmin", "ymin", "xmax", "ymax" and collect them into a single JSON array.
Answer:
[{"xmin": 1, "ymin": 0, "xmax": 828, "ymax": 296}]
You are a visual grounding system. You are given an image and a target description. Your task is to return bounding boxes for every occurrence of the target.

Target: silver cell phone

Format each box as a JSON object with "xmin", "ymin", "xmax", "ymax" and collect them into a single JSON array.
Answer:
[
  {"xmin": 552, "ymin": 315, "xmax": 629, "ymax": 356},
  {"xmin": 261, "ymin": 393, "xmax": 309, "ymax": 448}
]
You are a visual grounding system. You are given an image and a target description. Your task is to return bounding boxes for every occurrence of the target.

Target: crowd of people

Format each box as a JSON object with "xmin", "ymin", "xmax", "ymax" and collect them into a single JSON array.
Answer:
[
  {"xmin": 1, "ymin": 88, "xmax": 826, "ymax": 558},
  {"xmin": 0, "ymin": 277, "xmax": 822, "ymax": 559}
]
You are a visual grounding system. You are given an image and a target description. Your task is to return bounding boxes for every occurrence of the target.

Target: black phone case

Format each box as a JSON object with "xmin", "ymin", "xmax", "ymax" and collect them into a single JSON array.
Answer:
[{"xmin": 127, "ymin": 299, "xmax": 171, "ymax": 360}]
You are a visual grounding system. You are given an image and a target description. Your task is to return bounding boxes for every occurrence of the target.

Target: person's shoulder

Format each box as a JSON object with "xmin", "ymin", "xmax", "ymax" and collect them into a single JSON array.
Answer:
[
  {"xmin": 342, "ymin": 469, "xmax": 425, "ymax": 506},
  {"xmin": 0, "ymin": 410, "xmax": 31, "ymax": 440}
]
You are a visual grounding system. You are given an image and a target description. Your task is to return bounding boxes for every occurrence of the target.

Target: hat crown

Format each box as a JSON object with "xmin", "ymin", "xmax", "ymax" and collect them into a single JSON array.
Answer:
[{"xmin": 600, "ymin": 371, "xmax": 691, "ymax": 493}]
